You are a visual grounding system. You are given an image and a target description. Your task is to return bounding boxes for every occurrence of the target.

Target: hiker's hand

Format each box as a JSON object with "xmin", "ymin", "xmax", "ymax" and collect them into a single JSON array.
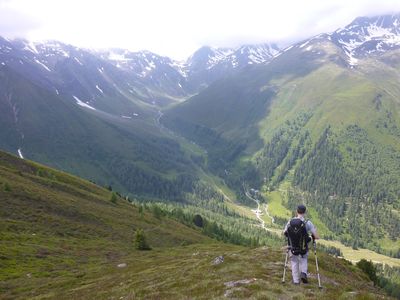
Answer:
[{"xmin": 312, "ymin": 234, "xmax": 316, "ymax": 241}]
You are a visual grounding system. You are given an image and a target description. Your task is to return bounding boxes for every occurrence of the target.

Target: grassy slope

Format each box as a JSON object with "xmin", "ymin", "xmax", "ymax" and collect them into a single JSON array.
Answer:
[
  {"xmin": 0, "ymin": 151, "xmax": 388, "ymax": 299},
  {"xmin": 0, "ymin": 151, "xmax": 209, "ymax": 299}
]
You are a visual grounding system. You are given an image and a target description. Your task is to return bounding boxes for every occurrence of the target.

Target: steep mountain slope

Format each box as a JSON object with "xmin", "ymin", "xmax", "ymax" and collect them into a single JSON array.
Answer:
[
  {"xmin": 0, "ymin": 37, "xmax": 281, "ymax": 201},
  {"xmin": 163, "ymin": 14, "xmax": 400, "ymax": 256},
  {"xmin": 0, "ymin": 151, "xmax": 387, "ymax": 299},
  {"xmin": 0, "ymin": 57, "xmax": 200, "ymax": 200},
  {"xmin": 0, "ymin": 37, "xmax": 160, "ymax": 110},
  {"xmin": 95, "ymin": 48, "xmax": 189, "ymax": 103}
]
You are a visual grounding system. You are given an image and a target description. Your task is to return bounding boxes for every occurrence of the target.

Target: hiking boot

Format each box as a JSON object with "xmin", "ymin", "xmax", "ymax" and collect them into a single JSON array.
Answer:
[{"xmin": 300, "ymin": 272, "xmax": 308, "ymax": 284}]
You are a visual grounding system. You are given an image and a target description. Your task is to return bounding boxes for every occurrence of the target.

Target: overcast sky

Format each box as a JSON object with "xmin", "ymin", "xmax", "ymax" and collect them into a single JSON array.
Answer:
[{"xmin": 1, "ymin": 0, "xmax": 400, "ymax": 59}]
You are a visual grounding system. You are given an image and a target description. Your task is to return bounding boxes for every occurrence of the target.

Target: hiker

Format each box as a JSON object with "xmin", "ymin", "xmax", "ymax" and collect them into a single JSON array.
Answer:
[{"xmin": 283, "ymin": 204, "xmax": 319, "ymax": 284}]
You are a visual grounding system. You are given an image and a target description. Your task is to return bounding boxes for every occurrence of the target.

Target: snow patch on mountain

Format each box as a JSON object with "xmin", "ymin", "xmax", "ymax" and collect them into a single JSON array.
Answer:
[
  {"xmin": 305, "ymin": 45, "xmax": 313, "ymax": 51},
  {"xmin": 17, "ymin": 148, "xmax": 24, "ymax": 159},
  {"xmin": 299, "ymin": 41, "xmax": 310, "ymax": 48},
  {"xmin": 95, "ymin": 85, "xmax": 104, "ymax": 94},
  {"xmin": 283, "ymin": 45, "xmax": 293, "ymax": 52},
  {"xmin": 74, "ymin": 57, "xmax": 83, "ymax": 66},
  {"xmin": 73, "ymin": 96, "xmax": 96, "ymax": 110},
  {"xmin": 170, "ymin": 60, "xmax": 187, "ymax": 77},
  {"xmin": 25, "ymin": 41, "xmax": 39, "ymax": 54},
  {"xmin": 108, "ymin": 51, "xmax": 132, "ymax": 61},
  {"xmin": 34, "ymin": 59, "xmax": 51, "ymax": 72}
]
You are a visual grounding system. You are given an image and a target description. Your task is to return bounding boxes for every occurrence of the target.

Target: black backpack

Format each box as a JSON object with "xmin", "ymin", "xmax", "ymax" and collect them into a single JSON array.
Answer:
[{"xmin": 286, "ymin": 218, "xmax": 311, "ymax": 256}]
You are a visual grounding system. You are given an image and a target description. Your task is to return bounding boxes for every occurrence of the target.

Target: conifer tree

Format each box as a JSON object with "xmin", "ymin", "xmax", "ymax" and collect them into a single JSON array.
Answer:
[
  {"xmin": 134, "ymin": 229, "xmax": 151, "ymax": 250},
  {"xmin": 110, "ymin": 192, "xmax": 118, "ymax": 203}
]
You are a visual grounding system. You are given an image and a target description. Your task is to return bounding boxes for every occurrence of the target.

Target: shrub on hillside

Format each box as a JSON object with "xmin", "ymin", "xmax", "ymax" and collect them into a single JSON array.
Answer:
[
  {"xmin": 110, "ymin": 192, "xmax": 118, "ymax": 203},
  {"xmin": 357, "ymin": 259, "xmax": 378, "ymax": 285},
  {"xmin": 193, "ymin": 214, "xmax": 204, "ymax": 227},
  {"xmin": 134, "ymin": 229, "xmax": 151, "ymax": 250},
  {"xmin": 4, "ymin": 182, "xmax": 11, "ymax": 192}
]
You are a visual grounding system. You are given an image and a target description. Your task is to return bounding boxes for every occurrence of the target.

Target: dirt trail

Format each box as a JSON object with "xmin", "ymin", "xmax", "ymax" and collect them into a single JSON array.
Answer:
[{"xmin": 244, "ymin": 188, "xmax": 280, "ymax": 235}]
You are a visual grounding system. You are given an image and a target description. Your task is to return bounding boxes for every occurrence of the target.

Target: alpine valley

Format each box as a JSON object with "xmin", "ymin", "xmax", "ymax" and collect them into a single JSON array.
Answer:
[{"xmin": 1, "ymin": 13, "xmax": 400, "ymax": 299}]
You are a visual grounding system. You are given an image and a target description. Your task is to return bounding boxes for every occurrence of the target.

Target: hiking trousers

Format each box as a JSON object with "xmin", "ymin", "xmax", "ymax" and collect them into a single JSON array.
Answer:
[{"xmin": 290, "ymin": 252, "xmax": 308, "ymax": 283}]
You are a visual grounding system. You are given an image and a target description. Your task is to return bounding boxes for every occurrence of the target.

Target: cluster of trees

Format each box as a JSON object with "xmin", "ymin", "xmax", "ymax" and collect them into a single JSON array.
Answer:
[
  {"xmin": 163, "ymin": 109, "xmax": 266, "ymax": 200},
  {"xmin": 135, "ymin": 200, "xmax": 350, "ymax": 259},
  {"xmin": 287, "ymin": 187, "xmax": 400, "ymax": 257},
  {"xmin": 358, "ymin": 260, "xmax": 400, "ymax": 298},
  {"xmin": 289, "ymin": 126, "xmax": 400, "ymax": 256},
  {"xmin": 256, "ymin": 128, "xmax": 294, "ymax": 182},
  {"xmin": 255, "ymin": 114, "xmax": 312, "ymax": 188},
  {"xmin": 318, "ymin": 244, "xmax": 342, "ymax": 257},
  {"xmin": 107, "ymin": 156, "xmax": 198, "ymax": 201},
  {"xmin": 272, "ymin": 131, "xmax": 311, "ymax": 186},
  {"xmin": 250, "ymin": 117, "xmax": 399, "ymax": 258},
  {"xmin": 138, "ymin": 202, "xmax": 282, "ymax": 248},
  {"xmin": 376, "ymin": 264, "xmax": 400, "ymax": 284},
  {"xmin": 293, "ymin": 127, "xmax": 353, "ymax": 196}
]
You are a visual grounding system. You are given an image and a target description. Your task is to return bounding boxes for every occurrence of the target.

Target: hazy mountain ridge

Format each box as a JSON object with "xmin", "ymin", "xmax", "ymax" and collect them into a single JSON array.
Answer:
[
  {"xmin": 185, "ymin": 43, "xmax": 280, "ymax": 91},
  {"xmin": 94, "ymin": 43, "xmax": 280, "ymax": 95},
  {"xmin": 0, "ymin": 36, "xmax": 281, "ymax": 107}
]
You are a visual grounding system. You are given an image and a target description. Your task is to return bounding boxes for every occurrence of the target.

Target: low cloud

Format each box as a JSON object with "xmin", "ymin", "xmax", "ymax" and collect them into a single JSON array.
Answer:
[
  {"xmin": 0, "ymin": 6, "xmax": 40, "ymax": 38},
  {"xmin": 1, "ymin": 0, "xmax": 400, "ymax": 59}
]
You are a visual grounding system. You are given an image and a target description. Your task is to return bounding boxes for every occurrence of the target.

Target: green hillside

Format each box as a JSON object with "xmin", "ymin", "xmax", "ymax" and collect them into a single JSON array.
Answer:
[
  {"xmin": 163, "ymin": 40, "xmax": 400, "ymax": 257},
  {"xmin": 0, "ymin": 151, "xmax": 389, "ymax": 299}
]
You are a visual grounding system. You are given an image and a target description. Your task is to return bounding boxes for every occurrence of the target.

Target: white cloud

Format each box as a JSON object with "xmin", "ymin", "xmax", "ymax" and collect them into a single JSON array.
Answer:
[{"xmin": 1, "ymin": 0, "xmax": 400, "ymax": 59}]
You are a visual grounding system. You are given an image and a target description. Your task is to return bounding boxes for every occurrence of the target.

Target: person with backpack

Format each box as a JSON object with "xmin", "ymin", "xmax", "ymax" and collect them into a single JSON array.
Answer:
[{"xmin": 283, "ymin": 204, "xmax": 319, "ymax": 284}]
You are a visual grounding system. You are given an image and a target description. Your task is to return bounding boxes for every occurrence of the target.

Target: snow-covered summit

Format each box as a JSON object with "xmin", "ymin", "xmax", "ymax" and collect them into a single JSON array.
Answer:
[
  {"xmin": 235, "ymin": 43, "xmax": 280, "ymax": 65},
  {"xmin": 331, "ymin": 13, "xmax": 400, "ymax": 64},
  {"xmin": 187, "ymin": 43, "xmax": 280, "ymax": 72}
]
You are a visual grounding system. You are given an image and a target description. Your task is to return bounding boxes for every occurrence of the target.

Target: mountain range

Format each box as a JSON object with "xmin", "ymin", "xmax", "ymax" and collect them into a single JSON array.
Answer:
[
  {"xmin": 0, "ymin": 34, "xmax": 281, "ymax": 199},
  {"xmin": 0, "ymin": 37, "xmax": 280, "ymax": 106},
  {"xmin": 163, "ymin": 13, "xmax": 400, "ymax": 256},
  {"xmin": 1, "ymin": 13, "xmax": 400, "ymax": 261}
]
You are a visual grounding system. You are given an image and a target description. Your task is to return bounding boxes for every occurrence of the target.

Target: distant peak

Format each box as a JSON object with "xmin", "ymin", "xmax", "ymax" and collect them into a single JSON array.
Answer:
[
  {"xmin": 347, "ymin": 13, "xmax": 400, "ymax": 29},
  {"xmin": 328, "ymin": 12, "xmax": 400, "ymax": 67}
]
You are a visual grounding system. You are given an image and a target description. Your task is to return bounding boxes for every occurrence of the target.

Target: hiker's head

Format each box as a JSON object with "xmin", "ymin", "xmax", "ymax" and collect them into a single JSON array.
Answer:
[{"xmin": 297, "ymin": 204, "xmax": 306, "ymax": 215}]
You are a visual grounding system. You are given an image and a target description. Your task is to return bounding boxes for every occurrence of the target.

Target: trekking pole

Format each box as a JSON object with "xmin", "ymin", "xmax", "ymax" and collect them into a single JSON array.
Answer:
[
  {"xmin": 313, "ymin": 237, "xmax": 322, "ymax": 289},
  {"xmin": 282, "ymin": 247, "xmax": 289, "ymax": 283},
  {"xmin": 282, "ymin": 236, "xmax": 290, "ymax": 284}
]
